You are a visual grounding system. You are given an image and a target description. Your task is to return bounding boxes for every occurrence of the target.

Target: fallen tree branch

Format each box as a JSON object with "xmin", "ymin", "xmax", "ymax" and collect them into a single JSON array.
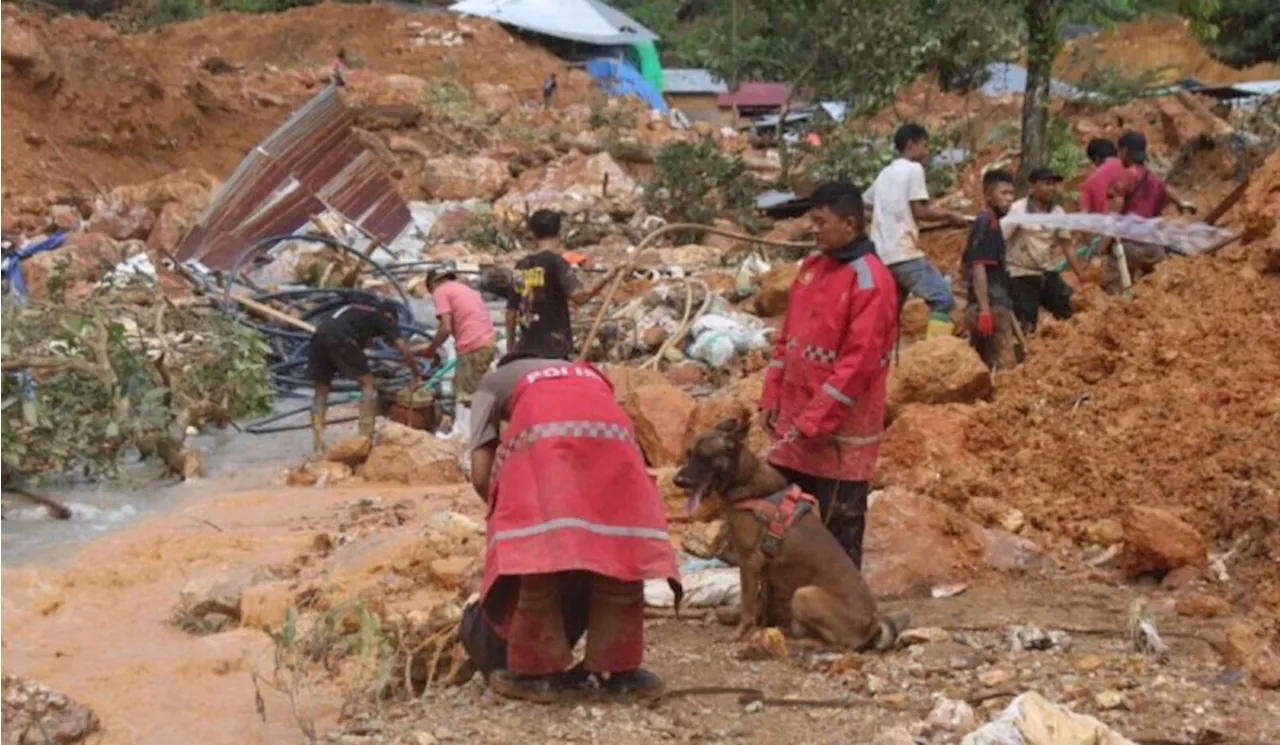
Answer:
[{"xmin": 4, "ymin": 487, "xmax": 73, "ymax": 519}]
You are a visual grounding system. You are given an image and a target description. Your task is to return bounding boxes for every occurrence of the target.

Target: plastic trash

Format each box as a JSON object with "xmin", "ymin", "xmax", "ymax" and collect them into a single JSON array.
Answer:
[
  {"xmin": 961, "ymin": 692, "xmax": 1136, "ymax": 745},
  {"xmin": 688, "ymin": 313, "xmax": 771, "ymax": 368},
  {"xmin": 644, "ymin": 567, "xmax": 740, "ymax": 608},
  {"xmin": 734, "ymin": 254, "xmax": 771, "ymax": 297}
]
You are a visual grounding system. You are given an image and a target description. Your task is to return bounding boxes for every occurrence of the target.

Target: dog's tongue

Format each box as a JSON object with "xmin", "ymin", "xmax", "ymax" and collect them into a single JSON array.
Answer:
[{"xmin": 685, "ymin": 485, "xmax": 707, "ymax": 516}]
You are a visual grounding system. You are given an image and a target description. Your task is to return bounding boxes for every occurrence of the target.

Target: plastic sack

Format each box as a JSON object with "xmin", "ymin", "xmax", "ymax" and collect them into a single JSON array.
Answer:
[
  {"xmin": 644, "ymin": 567, "xmax": 740, "ymax": 608},
  {"xmin": 961, "ymin": 692, "xmax": 1136, "ymax": 745}
]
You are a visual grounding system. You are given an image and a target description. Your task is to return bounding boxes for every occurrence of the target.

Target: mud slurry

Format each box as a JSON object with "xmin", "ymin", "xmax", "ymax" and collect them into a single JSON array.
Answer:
[{"xmin": 4, "ymin": 482, "xmax": 1280, "ymax": 745}]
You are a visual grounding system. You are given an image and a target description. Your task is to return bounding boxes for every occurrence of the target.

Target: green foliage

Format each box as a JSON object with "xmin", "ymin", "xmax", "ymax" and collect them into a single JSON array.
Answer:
[
  {"xmin": 456, "ymin": 208, "xmax": 527, "ymax": 254},
  {"xmin": 1206, "ymin": 0, "xmax": 1279, "ymax": 67},
  {"xmin": 423, "ymin": 79, "xmax": 472, "ymax": 120},
  {"xmin": 588, "ymin": 98, "xmax": 639, "ymax": 131},
  {"xmin": 1074, "ymin": 58, "xmax": 1172, "ymax": 102},
  {"xmin": 988, "ymin": 113, "xmax": 1086, "ymax": 181},
  {"xmin": 1, "ymin": 293, "xmax": 273, "ymax": 484},
  {"xmin": 800, "ymin": 126, "xmax": 895, "ymax": 188},
  {"xmin": 644, "ymin": 138, "xmax": 761, "ymax": 232},
  {"xmin": 142, "ymin": 0, "xmax": 204, "ymax": 26}
]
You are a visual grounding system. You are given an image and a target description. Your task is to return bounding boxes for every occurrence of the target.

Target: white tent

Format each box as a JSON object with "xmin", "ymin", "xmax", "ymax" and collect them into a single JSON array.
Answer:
[{"xmin": 450, "ymin": 0, "xmax": 658, "ymax": 45}]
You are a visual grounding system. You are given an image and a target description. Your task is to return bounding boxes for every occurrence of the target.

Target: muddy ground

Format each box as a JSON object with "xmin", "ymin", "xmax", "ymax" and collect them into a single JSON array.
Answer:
[{"xmin": 4, "ymin": 479, "xmax": 1278, "ymax": 744}]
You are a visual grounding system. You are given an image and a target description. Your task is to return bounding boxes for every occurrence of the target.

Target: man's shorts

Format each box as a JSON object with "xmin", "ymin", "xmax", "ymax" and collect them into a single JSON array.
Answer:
[
  {"xmin": 454, "ymin": 342, "xmax": 496, "ymax": 405},
  {"xmin": 308, "ymin": 331, "xmax": 370, "ymax": 384},
  {"xmin": 964, "ymin": 304, "xmax": 1016, "ymax": 370},
  {"xmin": 1103, "ymin": 241, "xmax": 1168, "ymax": 294}
]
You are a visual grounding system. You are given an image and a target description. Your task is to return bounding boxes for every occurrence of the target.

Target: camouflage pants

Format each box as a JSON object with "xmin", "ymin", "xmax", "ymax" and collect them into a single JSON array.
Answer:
[{"xmin": 454, "ymin": 343, "xmax": 496, "ymax": 405}]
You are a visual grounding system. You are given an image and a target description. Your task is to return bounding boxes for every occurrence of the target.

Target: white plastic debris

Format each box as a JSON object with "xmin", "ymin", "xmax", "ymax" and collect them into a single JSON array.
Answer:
[
  {"xmin": 687, "ymin": 313, "xmax": 770, "ymax": 368},
  {"xmin": 644, "ymin": 567, "xmax": 740, "ymax": 608},
  {"xmin": 961, "ymin": 692, "xmax": 1137, "ymax": 745}
]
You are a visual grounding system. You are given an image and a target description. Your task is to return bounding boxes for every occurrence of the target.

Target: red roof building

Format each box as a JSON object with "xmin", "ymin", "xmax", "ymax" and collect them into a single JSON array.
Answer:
[{"xmin": 716, "ymin": 82, "xmax": 791, "ymax": 111}]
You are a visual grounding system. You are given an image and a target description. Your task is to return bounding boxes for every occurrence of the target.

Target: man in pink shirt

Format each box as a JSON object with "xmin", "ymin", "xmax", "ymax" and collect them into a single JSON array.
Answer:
[{"xmin": 424, "ymin": 268, "xmax": 496, "ymax": 434}]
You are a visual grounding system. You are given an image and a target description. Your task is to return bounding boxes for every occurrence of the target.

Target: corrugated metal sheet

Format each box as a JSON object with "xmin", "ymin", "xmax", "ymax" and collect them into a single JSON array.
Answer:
[
  {"xmin": 177, "ymin": 86, "xmax": 410, "ymax": 269},
  {"xmin": 663, "ymin": 68, "xmax": 728, "ymax": 94}
]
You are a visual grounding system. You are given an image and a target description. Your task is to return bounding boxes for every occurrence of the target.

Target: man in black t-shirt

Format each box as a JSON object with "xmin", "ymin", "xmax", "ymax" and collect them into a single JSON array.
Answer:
[
  {"xmin": 505, "ymin": 210, "xmax": 613, "ymax": 360},
  {"xmin": 962, "ymin": 169, "xmax": 1017, "ymax": 370},
  {"xmin": 309, "ymin": 299, "xmax": 421, "ymax": 454}
]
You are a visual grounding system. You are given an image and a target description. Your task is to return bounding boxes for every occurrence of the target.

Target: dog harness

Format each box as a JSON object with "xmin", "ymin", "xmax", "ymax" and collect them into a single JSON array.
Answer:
[{"xmin": 732, "ymin": 485, "xmax": 820, "ymax": 558}]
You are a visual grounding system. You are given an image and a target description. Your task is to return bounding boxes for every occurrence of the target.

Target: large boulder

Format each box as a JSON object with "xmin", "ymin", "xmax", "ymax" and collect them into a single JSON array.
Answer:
[
  {"xmin": 620, "ymin": 382, "xmax": 696, "ymax": 468},
  {"xmin": 87, "ymin": 198, "xmax": 155, "ymax": 241},
  {"xmin": 112, "ymin": 169, "xmax": 218, "ymax": 215},
  {"xmin": 494, "ymin": 152, "xmax": 639, "ymax": 218},
  {"xmin": 422, "ymin": 155, "xmax": 511, "ymax": 201},
  {"xmin": 1120, "ymin": 506, "xmax": 1207, "ymax": 577},
  {"xmin": 863, "ymin": 488, "xmax": 986, "ymax": 598},
  {"xmin": 1, "ymin": 675, "xmax": 100, "ymax": 744},
  {"xmin": 146, "ymin": 202, "xmax": 193, "ymax": 254},
  {"xmin": 876, "ymin": 403, "xmax": 976, "ymax": 491},
  {"xmin": 683, "ymin": 396, "xmax": 751, "ymax": 452},
  {"xmin": 753, "ymin": 262, "xmax": 799, "ymax": 317},
  {"xmin": 363, "ymin": 422, "xmax": 465, "ymax": 485},
  {"xmin": 886, "ymin": 336, "xmax": 992, "ymax": 421},
  {"xmin": 20, "ymin": 233, "xmax": 143, "ymax": 301}
]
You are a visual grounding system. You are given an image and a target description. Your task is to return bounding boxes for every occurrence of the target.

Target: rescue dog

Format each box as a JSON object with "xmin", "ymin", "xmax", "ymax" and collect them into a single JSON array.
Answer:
[{"xmin": 674, "ymin": 416, "xmax": 905, "ymax": 651}]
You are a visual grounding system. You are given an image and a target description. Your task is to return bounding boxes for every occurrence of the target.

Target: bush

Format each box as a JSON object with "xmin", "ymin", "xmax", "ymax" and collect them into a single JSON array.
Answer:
[
  {"xmin": 1, "ymin": 292, "xmax": 274, "ymax": 484},
  {"xmin": 800, "ymin": 126, "xmax": 895, "ymax": 189},
  {"xmin": 644, "ymin": 138, "xmax": 760, "ymax": 233}
]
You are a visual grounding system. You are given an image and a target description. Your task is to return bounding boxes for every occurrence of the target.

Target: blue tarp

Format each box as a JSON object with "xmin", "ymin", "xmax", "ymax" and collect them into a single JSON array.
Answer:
[
  {"xmin": 584, "ymin": 57, "xmax": 669, "ymax": 114},
  {"xmin": 1, "ymin": 232, "xmax": 69, "ymax": 302}
]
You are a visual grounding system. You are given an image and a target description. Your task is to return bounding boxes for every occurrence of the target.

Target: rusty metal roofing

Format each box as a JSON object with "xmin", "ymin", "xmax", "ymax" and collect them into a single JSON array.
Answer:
[{"xmin": 176, "ymin": 86, "xmax": 411, "ymax": 269}]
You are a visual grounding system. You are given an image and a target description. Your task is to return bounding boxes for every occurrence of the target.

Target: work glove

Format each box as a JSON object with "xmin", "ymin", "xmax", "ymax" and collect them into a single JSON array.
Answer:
[
  {"xmin": 975, "ymin": 311, "xmax": 994, "ymax": 337},
  {"xmin": 1177, "ymin": 200, "xmax": 1197, "ymax": 215}
]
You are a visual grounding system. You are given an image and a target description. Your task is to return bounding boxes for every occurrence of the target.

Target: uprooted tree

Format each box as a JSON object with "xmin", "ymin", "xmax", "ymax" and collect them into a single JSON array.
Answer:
[{"xmin": 1, "ymin": 280, "xmax": 274, "ymax": 485}]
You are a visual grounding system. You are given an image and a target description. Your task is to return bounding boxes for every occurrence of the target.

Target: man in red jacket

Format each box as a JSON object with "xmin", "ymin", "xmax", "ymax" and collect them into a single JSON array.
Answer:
[{"xmin": 760, "ymin": 182, "xmax": 898, "ymax": 569}]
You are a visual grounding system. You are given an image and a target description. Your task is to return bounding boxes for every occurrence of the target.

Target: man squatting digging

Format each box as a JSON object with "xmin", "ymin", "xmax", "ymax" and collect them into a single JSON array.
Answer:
[
  {"xmin": 760, "ymin": 182, "xmax": 898, "ymax": 571},
  {"xmin": 309, "ymin": 299, "xmax": 421, "ymax": 454},
  {"xmin": 962, "ymin": 169, "xmax": 1018, "ymax": 370},
  {"xmin": 463, "ymin": 356, "xmax": 681, "ymax": 703}
]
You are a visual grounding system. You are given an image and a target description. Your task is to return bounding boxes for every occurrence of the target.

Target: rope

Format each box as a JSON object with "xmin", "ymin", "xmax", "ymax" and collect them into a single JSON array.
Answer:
[{"xmin": 577, "ymin": 223, "xmax": 813, "ymax": 363}]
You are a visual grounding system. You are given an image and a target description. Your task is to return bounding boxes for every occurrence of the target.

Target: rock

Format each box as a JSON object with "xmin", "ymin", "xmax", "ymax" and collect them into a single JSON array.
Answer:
[
  {"xmin": 87, "ymin": 198, "xmax": 156, "ymax": 241},
  {"xmin": 876, "ymin": 403, "xmax": 976, "ymax": 491},
  {"xmin": 681, "ymin": 520, "xmax": 727, "ymax": 558},
  {"xmin": 48, "ymin": 204, "xmax": 81, "ymax": 231},
  {"xmin": 663, "ymin": 362, "xmax": 706, "ymax": 387},
  {"xmin": 428, "ymin": 557, "xmax": 474, "ymax": 589},
  {"xmin": 886, "ymin": 336, "xmax": 992, "ymax": 420},
  {"xmin": 240, "ymin": 580, "xmax": 297, "ymax": 631},
  {"xmin": 982, "ymin": 528, "xmax": 1042, "ymax": 572},
  {"xmin": 657, "ymin": 244, "xmax": 721, "ymax": 267},
  {"xmin": 1084, "ymin": 518, "xmax": 1124, "ymax": 546},
  {"xmin": 701, "ymin": 219, "xmax": 749, "ymax": 252},
  {"xmin": 620, "ymin": 382, "xmax": 696, "ymax": 467},
  {"xmin": 19, "ymin": 232, "xmax": 143, "ymax": 300},
  {"xmin": 112, "ymin": 169, "xmax": 219, "ymax": 214},
  {"xmin": 1093, "ymin": 689, "xmax": 1128, "ymax": 710},
  {"xmin": 968, "ymin": 496, "xmax": 1021, "ymax": 530},
  {"xmin": 752, "ymin": 262, "xmax": 799, "ymax": 317},
  {"xmin": 146, "ymin": 202, "xmax": 193, "ymax": 254},
  {"xmin": 364, "ymin": 422, "xmax": 464, "ymax": 484},
  {"xmin": 326, "ymin": 435, "xmax": 373, "ymax": 466},
  {"xmin": 0, "ymin": 22, "xmax": 60, "ymax": 88},
  {"xmin": 355, "ymin": 103, "xmax": 422, "ymax": 130},
  {"xmin": 927, "ymin": 697, "xmax": 976, "ymax": 734},
  {"xmin": 1222, "ymin": 622, "xmax": 1265, "ymax": 668},
  {"xmin": 898, "ymin": 627, "xmax": 953, "ymax": 646},
  {"xmin": 1075, "ymin": 653, "xmax": 1106, "ymax": 672},
  {"xmin": 873, "ymin": 727, "xmax": 917, "ymax": 745},
  {"xmin": 177, "ymin": 568, "xmax": 250, "ymax": 626},
  {"xmin": 1121, "ymin": 506, "xmax": 1207, "ymax": 577},
  {"xmin": 604, "ymin": 365, "xmax": 668, "ymax": 398},
  {"xmin": 898, "ymin": 297, "xmax": 930, "ymax": 339},
  {"xmin": 978, "ymin": 668, "xmax": 1012, "ymax": 687},
  {"xmin": 961, "ymin": 691, "xmax": 1136, "ymax": 745},
  {"xmin": 917, "ymin": 640, "xmax": 982, "ymax": 672},
  {"xmin": 1, "ymin": 674, "xmax": 100, "ymax": 744},
  {"xmin": 285, "ymin": 460, "xmax": 354, "ymax": 487},
  {"xmin": 682, "ymin": 396, "xmax": 751, "ymax": 452},
  {"xmin": 863, "ymin": 488, "xmax": 986, "ymax": 598},
  {"xmin": 422, "ymin": 156, "xmax": 510, "ymax": 201},
  {"xmin": 1174, "ymin": 593, "xmax": 1230, "ymax": 618},
  {"xmin": 494, "ymin": 152, "xmax": 639, "ymax": 218}
]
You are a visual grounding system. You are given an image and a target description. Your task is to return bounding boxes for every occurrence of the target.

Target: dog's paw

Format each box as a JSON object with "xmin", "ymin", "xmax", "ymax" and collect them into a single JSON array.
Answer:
[{"xmin": 733, "ymin": 622, "xmax": 754, "ymax": 641}]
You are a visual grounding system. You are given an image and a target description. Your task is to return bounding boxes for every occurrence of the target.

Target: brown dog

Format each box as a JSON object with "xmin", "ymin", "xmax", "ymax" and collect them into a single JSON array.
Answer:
[{"xmin": 674, "ymin": 417, "xmax": 905, "ymax": 650}]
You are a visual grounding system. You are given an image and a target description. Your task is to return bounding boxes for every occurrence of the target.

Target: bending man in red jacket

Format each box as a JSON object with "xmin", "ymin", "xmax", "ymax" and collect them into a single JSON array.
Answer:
[{"xmin": 760, "ymin": 182, "xmax": 898, "ymax": 569}]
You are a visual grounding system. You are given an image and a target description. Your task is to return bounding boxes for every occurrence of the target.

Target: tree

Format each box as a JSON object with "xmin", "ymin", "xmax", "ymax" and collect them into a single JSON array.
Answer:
[
  {"xmin": 1206, "ymin": 0, "xmax": 1280, "ymax": 68},
  {"xmin": 1019, "ymin": 0, "xmax": 1062, "ymax": 186}
]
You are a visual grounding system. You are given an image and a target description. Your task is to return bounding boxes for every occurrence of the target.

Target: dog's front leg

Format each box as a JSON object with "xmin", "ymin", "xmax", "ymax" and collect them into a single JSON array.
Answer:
[{"xmin": 735, "ymin": 554, "xmax": 765, "ymax": 640}]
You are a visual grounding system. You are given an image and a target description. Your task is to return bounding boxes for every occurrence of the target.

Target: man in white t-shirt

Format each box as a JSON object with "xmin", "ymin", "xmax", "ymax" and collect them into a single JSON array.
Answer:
[{"xmin": 863, "ymin": 123, "xmax": 969, "ymax": 338}]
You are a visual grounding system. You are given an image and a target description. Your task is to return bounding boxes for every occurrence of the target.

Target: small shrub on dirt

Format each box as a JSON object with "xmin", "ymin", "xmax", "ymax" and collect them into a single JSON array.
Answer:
[
  {"xmin": 455, "ymin": 209, "xmax": 526, "ymax": 254},
  {"xmin": 644, "ymin": 137, "xmax": 761, "ymax": 234},
  {"xmin": 588, "ymin": 97, "xmax": 638, "ymax": 131},
  {"xmin": 801, "ymin": 126, "xmax": 895, "ymax": 189}
]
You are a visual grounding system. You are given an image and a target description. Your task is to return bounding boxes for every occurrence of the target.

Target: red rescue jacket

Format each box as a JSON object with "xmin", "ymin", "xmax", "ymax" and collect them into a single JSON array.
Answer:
[{"xmin": 760, "ymin": 239, "xmax": 897, "ymax": 481}]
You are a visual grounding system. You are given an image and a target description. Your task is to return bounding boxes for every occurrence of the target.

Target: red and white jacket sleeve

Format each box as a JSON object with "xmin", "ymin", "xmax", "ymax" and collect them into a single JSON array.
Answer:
[{"xmin": 792, "ymin": 287, "xmax": 890, "ymax": 438}]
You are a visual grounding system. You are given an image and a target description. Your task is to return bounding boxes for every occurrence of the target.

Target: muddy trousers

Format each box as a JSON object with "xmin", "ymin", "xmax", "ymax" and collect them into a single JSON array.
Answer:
[
  {"xmin": 773, "ymin": 466, "xmax": 869, "ymax": 570},
  {"xmin": 507, "ymin": 572, "xmax": 644, "ymax": 676}
]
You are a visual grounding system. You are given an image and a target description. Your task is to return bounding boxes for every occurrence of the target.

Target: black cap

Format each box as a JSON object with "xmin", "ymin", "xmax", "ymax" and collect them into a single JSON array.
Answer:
[
  {"xmin": 1028, "ymin": 167, "xmax": 1064, "ymax": 183},
  {"xmin": 425, "ymin": 265, "xmax": 458, "ymax": 286},
  {"xmin": 1118, "ymin": 130, "xmax": 1147, "ymax": 163}
]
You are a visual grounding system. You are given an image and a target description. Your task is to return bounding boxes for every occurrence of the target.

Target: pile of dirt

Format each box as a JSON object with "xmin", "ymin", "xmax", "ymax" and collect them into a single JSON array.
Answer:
[
  {"xmin": 0, "ymin": 2, "xmax": 595, "ymax": 211},
  {"xmin": 1057, "ymin": 18, "xmax": 1280, "ymax": 87},
  {"xmin": 915, "ymin": 154, "xmax": 1280, "ymax": 631}
]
